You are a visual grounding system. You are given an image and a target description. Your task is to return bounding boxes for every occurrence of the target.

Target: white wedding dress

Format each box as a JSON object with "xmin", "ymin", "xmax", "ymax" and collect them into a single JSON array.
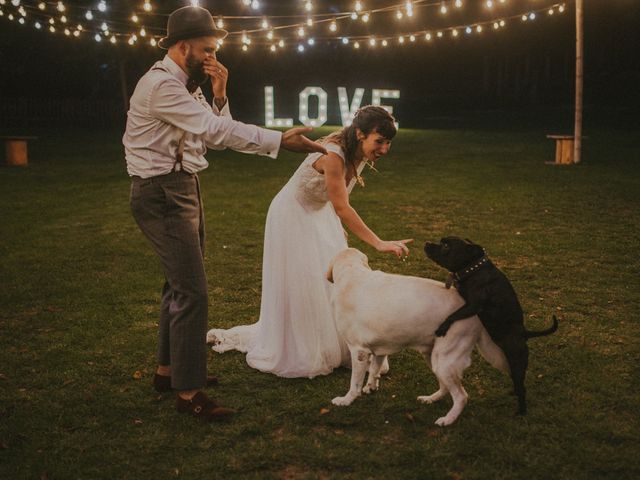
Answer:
[{"xmin": 207, "ymin": 143, "xmax": 366, "ymax": 378}]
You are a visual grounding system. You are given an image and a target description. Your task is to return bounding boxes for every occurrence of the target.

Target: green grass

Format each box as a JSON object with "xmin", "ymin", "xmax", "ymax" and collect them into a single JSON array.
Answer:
[{"xmin": 1, "ymin": 125, "xmax": 639, "ymax": 479}]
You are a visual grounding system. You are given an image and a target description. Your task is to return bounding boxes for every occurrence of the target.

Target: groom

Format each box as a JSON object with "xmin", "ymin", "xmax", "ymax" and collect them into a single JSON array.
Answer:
[{"xmin": 124, "ymin": 5, "xmax": 327, "ymax": 422}]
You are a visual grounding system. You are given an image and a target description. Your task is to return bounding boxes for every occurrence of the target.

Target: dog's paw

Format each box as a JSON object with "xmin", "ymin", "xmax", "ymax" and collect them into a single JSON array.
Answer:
[
  {"xmin": 434, "ymin": 416, "xmax": 455, "ymax": 427},
  {"xmin": 363, "ymin": 384, "xmax": 378, "ymax": 394},
  {"xmin": 331, "ymin": 395, "xmax": 354, "ymax": 406},
  {"xmin": 417, "ymin": 395, "xmax": 437, "ymax": 404}
]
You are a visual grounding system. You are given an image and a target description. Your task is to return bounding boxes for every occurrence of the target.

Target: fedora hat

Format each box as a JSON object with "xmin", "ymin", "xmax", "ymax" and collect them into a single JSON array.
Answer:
[{"xmin": 159, "ymin": 6, "xmax": 228, "ymax": 49}]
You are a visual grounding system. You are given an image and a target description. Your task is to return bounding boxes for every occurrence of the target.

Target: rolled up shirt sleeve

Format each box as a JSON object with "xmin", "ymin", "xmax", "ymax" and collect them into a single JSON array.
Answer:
[{"xmin": 150, "ymin": 78, "xmax": 281, "ymax": 159}]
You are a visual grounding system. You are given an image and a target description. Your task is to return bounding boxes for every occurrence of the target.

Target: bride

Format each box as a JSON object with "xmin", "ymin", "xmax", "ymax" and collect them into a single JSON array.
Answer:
[{"xmin": 207, "ymin": 106, "xmax": 412, "ymax": 378}]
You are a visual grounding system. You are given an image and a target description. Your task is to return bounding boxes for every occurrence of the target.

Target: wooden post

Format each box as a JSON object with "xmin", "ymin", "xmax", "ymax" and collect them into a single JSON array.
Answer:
[
  {"xmin": 3, "ymin": 137, "xmax": 37, "ymax": 166},
  {"xmin": 574, "ymin": 0, "xmax": 584, "ymax": 163}
]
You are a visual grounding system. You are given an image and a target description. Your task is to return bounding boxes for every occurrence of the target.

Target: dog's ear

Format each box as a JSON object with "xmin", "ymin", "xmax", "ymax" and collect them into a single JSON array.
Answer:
[{"xmin": 326, "ymin": 259, "xmax": 334, "ymax": 283}]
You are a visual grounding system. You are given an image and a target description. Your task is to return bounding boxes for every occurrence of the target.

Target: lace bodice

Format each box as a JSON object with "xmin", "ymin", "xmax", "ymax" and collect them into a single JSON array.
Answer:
[{"xmin": 294, "ymin": 143, "xmax": 364, "ymax": 210}]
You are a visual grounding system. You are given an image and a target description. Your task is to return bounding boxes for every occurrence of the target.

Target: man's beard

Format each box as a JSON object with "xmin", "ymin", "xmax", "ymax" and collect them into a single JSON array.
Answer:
[{"xmin": 185, "ymin": 54, "xmax": 208, "ymax": 87}]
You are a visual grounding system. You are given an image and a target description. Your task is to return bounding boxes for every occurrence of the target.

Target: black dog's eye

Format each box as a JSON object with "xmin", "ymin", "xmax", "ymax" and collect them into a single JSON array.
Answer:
[{"xmin": 441, "ymin": 243, "xmax": 450, "ymax": 252}]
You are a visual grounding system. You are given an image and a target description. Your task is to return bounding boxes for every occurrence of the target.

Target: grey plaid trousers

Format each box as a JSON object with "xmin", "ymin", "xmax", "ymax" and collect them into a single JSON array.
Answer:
[{"xmin": 130, "ymin": 170, "xmax": 208, "ymax": 390}]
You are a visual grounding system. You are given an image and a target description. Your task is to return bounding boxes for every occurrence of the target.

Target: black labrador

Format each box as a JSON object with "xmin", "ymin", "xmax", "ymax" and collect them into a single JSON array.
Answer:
[{"xmin": 424, "ymin": 237, "xmax": 558, "ymax": 415}]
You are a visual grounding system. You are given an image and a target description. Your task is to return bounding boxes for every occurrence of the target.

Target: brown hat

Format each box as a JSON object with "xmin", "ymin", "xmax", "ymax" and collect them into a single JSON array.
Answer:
[{"xmin": 158, "ymin": 6, "xmax": 228, "ymax": 49}]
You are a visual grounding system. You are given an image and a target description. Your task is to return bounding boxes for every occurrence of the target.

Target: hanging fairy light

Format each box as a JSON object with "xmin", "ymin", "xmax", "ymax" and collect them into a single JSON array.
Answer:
[
  {"xmin": 424, "ymin": 32, "xmax": 432, "ymax": 41},
  {"xmin": 266, "ymin": 29, "xmax": 274, "ymax": 40},
  {"xmin": 396, "ymin": 10, "xmax": 403, "ymax": 20},
  {"xmin": 38, "ymin": 2, "xmax": 45, "ymax": 10},
  {"xmin": 341, "ymin": 37, "xmax": 348, "ymax": 45},
  {"xmin": 440, "ymin": 3, "xmax": 447, "ymax": 14},
  {"xmin": 354, "ymin": 1, "xmax": 363, "ymax": 12},
  {"xmin": 131, "ymin": 14, "xmax": 139, "ymax": 23},
  {"xmin": 405, "ymin": 1, "xmax": 413, "ymax": 17},
  {"xmin": 85, "ymin": 10, "xmax": 93, "ymax": 20},
  {"xmin": 455, "ymin": 0, "xmax": 463, "ymax": 8},
  {"xmin": 56, "ymin": 1, "xmax": 65, "ymax": 12},
  {"xmin": 297, "ymin": 26, "xmax": 305, "ymax": 37},
  {"xmin": 304, "ymin": 1, "xmax": 312, "ymax": 12},
  {"xmin": 306, "ymin": 17, "xmax": 313, "ymax": 26},
  {"xmin": 362, "ymin": 12, "xmax": 369, "ymax": 23},
  {"xmin": 261, "ymin": 17, "xmax": 269, "ymax": 29},
  {"xmin": 329, "ymin": 20, "xmax": 337, "ymax": 32},
  {"xmin": 251, "ymin": 0, "xmax": 260, "ymax": 10},
  {"xmin": 143, "ymin": 1, "xmax": 152, "ymax": 12},
  {"xmin": 216, "ymin": 17, "xmax": 224, "ymax": 29},
  {"xmin": 97, "ymin": 1, "xmax": 106, "ymax": 13}
]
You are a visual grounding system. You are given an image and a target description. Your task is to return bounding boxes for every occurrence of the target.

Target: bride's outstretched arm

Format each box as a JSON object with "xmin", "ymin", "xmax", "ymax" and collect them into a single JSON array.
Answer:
[{"xmin": 322, "ymin": 154, "xmax": 411, "ymax": 258}]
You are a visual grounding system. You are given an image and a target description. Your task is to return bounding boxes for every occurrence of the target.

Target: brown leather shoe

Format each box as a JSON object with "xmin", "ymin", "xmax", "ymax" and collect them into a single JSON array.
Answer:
[
  {"xmin": 176, "ymin": 392, "xmax": 236, "ymax": 422},
  {"xmin": 153, "ymin": 373, "xmax": 219, "ymax": 393}
]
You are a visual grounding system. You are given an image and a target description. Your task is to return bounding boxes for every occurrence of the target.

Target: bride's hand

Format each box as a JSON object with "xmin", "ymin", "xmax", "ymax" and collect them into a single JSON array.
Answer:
[{"xmin": 375, "ymin": 239, "xmax": 413, "ymax": 258}]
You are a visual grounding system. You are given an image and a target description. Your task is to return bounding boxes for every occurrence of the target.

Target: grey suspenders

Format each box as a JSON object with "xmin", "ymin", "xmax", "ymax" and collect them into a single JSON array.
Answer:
[{"xmin": 151, "ymin": 63, "xmax": 188, "ymax": 173}]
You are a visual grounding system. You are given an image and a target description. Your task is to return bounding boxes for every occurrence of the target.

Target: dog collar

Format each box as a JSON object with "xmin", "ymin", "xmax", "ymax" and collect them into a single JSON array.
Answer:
[{"xmin": 445, "ymin": 255, "xmax": 490, "ymax": 289}]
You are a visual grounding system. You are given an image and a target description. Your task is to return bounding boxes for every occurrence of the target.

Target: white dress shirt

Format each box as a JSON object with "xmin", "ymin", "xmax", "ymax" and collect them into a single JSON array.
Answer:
[{"xmin": 123, "ymin": 55, "xmax": 282, "ymax": 178}]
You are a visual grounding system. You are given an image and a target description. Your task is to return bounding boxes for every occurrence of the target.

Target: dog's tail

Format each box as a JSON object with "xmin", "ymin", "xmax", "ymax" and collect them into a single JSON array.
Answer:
[{"xmin": 524, "ymin": 315, "xmax": 559, "ymax": 339}]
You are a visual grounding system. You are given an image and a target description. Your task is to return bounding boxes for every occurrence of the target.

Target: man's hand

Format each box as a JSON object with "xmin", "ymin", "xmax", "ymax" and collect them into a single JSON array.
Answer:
[
  {"xmin": 281, "ymin": 127, "xmax": 327, "ymax": 155},
  {"xmin": 203, "ymin": 58, "xmax": 228, "ymax": 102}
]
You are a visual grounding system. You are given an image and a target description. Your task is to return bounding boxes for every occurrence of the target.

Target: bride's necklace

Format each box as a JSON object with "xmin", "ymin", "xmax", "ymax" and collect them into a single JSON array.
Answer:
[{"xmin": 356, "ymin": 157, "xmax": 379, "ymax": 188}]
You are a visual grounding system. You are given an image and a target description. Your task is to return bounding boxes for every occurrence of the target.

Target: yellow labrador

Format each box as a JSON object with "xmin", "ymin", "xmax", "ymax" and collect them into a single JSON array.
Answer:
[{"xmin": 327, "ymin": 248, "xmax": 509, "ymax": 426}]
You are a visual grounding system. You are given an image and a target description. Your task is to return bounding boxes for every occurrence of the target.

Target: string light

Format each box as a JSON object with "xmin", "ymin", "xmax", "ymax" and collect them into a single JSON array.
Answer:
[{"xmin": 0, "ymin": 0, "xmax": 568, "ymax": 53}]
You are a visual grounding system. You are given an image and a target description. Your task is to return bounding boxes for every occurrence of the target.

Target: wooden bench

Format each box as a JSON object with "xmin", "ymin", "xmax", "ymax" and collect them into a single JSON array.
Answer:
[
  {"xmin": 2, "ymin": 136, "xmax": 37, "ymax": 167},
  {"xmin": 546, "ymin": 135, "xmax": 576, "ymax": 165}
]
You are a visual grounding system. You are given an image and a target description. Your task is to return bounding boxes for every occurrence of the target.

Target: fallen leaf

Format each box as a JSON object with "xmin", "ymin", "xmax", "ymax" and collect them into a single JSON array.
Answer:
[
  {"xmin": 133, "ymin": 418, "xmax": 143, "ymax": 425},
  {"xmin": 451, "ymin": 473, "xmax": 463, "ymax": 480},
  {"xmin": 319, "ymin": 408, "xmax": 330, "ymax": 415},
  {"xmin": 132, "ymin": 371, "xmax": 143, "ymax": 380},
  {"xmin": 405, "ymin": 413, "xmax": 415, "ymax": 423},
  {"xmin": 333, "ymin": 429, "xmax": 344, "ymax": 435},
  {"xmin": 427, "ymin": 429, "xmax": 440, "ymax": 438}
]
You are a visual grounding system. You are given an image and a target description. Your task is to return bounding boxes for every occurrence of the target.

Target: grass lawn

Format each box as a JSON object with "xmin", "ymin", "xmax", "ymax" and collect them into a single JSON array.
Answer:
[{"xmin": 0, "ymin": 124, "xmax": 639, "ymax": 479}]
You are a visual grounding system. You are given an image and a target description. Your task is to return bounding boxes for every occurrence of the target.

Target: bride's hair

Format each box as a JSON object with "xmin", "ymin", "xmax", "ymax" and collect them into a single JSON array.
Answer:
[{"xmin": 321, "ymin": 105, "xmax": 397, "ymax": 179}]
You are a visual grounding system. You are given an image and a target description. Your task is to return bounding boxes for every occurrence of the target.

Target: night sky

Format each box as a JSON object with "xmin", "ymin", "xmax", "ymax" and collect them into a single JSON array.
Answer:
[{"xmin": 1, "ymin": 0, "xmax": 639, "ymax": 128}]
